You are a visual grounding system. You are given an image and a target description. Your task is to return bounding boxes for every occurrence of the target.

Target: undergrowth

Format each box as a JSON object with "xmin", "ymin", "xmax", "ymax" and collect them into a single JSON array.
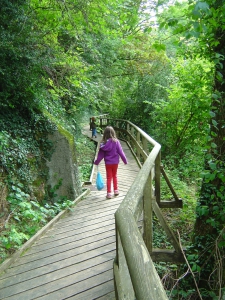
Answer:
[
  {"xmin": 0, "ymin": 180, "xmax": 75, "ymax": 262},
  {"xmin": 76, "ymin": 135, "xmax": 96, "ymax": 183},
  {"xmin": 0, "ymin": 107, "xmax": 81, "ymax": 264},
  {"xmin": 153, "ymin": 168, "xmax": 199, "ymax": 299}
]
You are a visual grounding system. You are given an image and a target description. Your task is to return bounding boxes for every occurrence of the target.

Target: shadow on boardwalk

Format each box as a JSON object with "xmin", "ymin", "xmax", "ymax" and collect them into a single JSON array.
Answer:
[{"xmin": 0, "ymin": 127, "xmax": 139, "ymax": 300}]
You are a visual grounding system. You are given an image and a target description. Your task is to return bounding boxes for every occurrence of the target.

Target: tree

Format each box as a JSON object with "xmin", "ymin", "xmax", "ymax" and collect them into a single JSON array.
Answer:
[
  {"xmin": 191, "ymin": 1, "xmax": 225, "ymax": 296},
  {"xmin": 156, "ymin": 0, "xmax": 225, "ymax": 297}
]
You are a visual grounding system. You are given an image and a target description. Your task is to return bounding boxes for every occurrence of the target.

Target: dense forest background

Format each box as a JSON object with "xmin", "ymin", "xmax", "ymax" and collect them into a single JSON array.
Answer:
[{"xmin": 0, "ymin": 0, "xmax": 224, "ymax": 299}]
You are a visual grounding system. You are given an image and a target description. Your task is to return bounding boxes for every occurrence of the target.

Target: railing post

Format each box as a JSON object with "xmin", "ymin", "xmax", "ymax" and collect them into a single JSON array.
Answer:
[
  {"xmin": 155, "ymin": 151, "xmax": 161, "ymax": 205},
  {"xmin": 130, "ymin": 126, "xmax": 135, "ymax": 156},
  {"xmin": 143, "ymin": 138, "xmax": 148, "ymax": 161},
  {"xmin": 116, "ymin": 120, "xmax": 120, "ymax": 138},
  {"xmin": 114, "ymin": 230, "xmax": 135, "ymax": 299},
  {"xmin": 131, "ymin": 126, "xmax": 134, "ymax": 138},
  {"xmin": 143, "ymin": 170, "xmax": 153, "ymax": 253},
  {"xmin": 126, "ymin": 123, "xmax": 130, "ymax": 144},
  {"xmin": 136, "ymin": 132, "xmax": 141, "ymax": 161},
  {"xmin": 114, "ymin": 225, "xmax": 119, "ymax": 300}
]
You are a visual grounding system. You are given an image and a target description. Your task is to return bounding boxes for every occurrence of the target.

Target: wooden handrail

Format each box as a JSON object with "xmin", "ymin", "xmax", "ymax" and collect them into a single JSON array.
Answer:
[
  {"xmin": 99, "ymin": 117, "xmax": 182, "ymax": 207},
  {"xmin": 98, "ymin": 116, "xmax": 184, "ymax": 300}
]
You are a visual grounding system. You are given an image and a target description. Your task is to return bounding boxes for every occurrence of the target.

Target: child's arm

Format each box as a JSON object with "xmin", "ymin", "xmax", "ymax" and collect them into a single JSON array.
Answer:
[
  {"xmin": 117, "ymin": 141, "xmax": 128, "ymax": 164},
  {"xmin": 94, "ymin": 149, "xmax": 104, "ymax": 165}
]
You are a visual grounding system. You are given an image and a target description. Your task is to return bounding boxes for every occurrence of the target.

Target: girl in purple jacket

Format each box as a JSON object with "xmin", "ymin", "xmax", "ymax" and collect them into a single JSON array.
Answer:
[{"xmin": 94, "ymin": 126, "xmax": 128, "ymax": 199}]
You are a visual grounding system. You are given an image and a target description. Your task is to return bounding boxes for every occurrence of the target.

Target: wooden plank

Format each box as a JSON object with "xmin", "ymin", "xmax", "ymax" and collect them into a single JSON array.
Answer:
[
  {"xmin": 3, "ymin": 269, "xmax": 114, "ymax": 300},
  {"xmin": 0, "ymin": 257, "xmax": 115, "ymax": 299},
  {"xmin": 65, "ymin": 197, "xmax": 123, "ymax": 214},
  {"xmin": 97, "ymin": 291, "xmax": 116, "ymax": 300},
  {"xmin": 36, "ymin": 218, "xmax": 116, "ymax": 244},
  {"xmin": 9, "ymin": 236, "xmax": 115, "ymax": 271},
  {"xmin": 46, "ymin": 204, "xmax": 120, "ymax": 231},
  {"xmin": 1, "ymin": 237, "xmax": 116, "ymax": 277},
  {"xmin": 20, "ymin": 223, "xmax": 116, "ymax": 257},
  {"xmin": 67, "ymin": 280, "xmax": 115, "ymax": 300},
  {"xmin": 44, "ymin": 210, "xmax": 116, "ymax": 232},
  {"xmin": 34, "ymin": 270, "xmax": 114, "ymax": 300},
  {"xmin": 17, "ymin": 229, "xmax": 116, "ymax": 264}
]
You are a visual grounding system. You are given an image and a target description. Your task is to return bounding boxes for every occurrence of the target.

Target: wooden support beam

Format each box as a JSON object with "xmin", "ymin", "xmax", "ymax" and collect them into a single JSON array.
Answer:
[
  {"xmin": 115, "ymin": 231, "xmax": 135, "ymax": 299},
  {"xmin": 158, "ymin": 200, "xmax": 183, "ymax": 208},
  {"xmin": 155, "ymin": 152, "xmax": 161, "ymax": 205},
  {"xmin": 152, "ymin": 200, "xmax": 181, "ymax": 253},
  {"xmin": 143, "ymin": 171, "xmax": 153, "ymax": 253},
  {"xmin": 161, "ymin": 166, "xmax": 182, "ymax": 206},
  {"xmin": 151, "ymin": 249, "xmax": 185, "ymax": 263}
]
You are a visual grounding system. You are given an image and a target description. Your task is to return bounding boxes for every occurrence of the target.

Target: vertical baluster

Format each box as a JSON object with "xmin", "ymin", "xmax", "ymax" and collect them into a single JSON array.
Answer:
[
  {"xmin": 114, "ymin": 225, "xmax": 119, "ymax": 299},
  {"xmin": 130, "ymin": 126, "xmax": 135, "ymax": 156},
  {"xmin": 114, "ymin": 228, "xmax": 135, "ymax": 299},
  {"xmin": 116, "ymin": 120, "xmax": 120, "ymax": 138},
  {"xmin": 126, "ymin": 122, "xmax": 130, "ymax": 144},
  {"xmin": 155, "ymin": 151, "xmax": 161, "ymax": 205},
  {"xmin": 131, "ymin": 125, "xmax": 134, "ymax": 138},
  {"xmin": 136, "ymin": 131, "xmax": 140, "ymax": 161},
  {"xmin": 143, "ymin": 138, "xmax": 148, "ymax": 162},
  {"xmin": 143, "ymin": 170, "xmax": 153, "ymax": 253}
]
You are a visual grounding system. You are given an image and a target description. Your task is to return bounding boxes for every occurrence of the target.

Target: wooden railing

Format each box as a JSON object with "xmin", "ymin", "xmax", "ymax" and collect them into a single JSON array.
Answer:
[{"xmin": 99, "ymin": 116, "xmax": 184, "ymax": 300}]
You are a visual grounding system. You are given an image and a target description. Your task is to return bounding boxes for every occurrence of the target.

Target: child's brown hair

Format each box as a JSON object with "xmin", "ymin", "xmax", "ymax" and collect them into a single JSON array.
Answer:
[{"xmin": 102, "ymin": 126, "xmax": 117, "ymax": 143}]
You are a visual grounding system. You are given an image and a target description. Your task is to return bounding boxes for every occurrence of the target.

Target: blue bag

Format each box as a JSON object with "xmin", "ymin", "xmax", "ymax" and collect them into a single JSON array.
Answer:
[{"xmin": 96, "ymin": 168, "xmax": 105, "ymax": 191}]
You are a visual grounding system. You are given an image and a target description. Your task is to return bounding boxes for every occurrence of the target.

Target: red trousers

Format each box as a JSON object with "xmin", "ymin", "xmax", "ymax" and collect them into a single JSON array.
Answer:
[{"xmin": 105, "ymin": 164, "xmax": 118, "ymax": 193}]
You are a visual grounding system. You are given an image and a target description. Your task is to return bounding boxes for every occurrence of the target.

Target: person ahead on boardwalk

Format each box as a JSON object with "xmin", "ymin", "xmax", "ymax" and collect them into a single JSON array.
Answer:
[
  {"xmin": 90, "ymin": 117, "xmax": 97, "ymax": 138},
  {"xmin": 94, "ymin": 126, "xmax": 128, "ymax": 199}
]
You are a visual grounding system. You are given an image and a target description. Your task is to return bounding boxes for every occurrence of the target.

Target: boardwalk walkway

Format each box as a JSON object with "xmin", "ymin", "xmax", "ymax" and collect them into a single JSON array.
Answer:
[{"xmin": 0, "ymin": 128, "xmax": 140, "ymax": 300}]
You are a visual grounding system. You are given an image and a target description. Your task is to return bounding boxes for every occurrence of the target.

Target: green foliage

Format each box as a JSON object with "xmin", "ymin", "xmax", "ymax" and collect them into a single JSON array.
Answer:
[
  {"xmin": 160, "ymin": 168, "xmax": 197, "ymax": 239},
  {"xmin": 0, "ymin": 105, "xmax": 77, "ymax": 263},
  {"xmin": 0, "ymin": 0, "xmax": 145, "ymax": 264},
  {"xmin": 0, "ymin": 1, "xmax": 47, "ymax": 110},
  {"xmin": 0, "ymin": 107, "xmax": 55, "ymax": 186},
  {"xmin": 76, "ymin": 136, "xmax": 96, "ymax": 182},
  {"xmin": 153, "ymin": 168, "xmax": 197, "ymax": 287},
  {"xmin": 149, "ymin": 57, "xmax": 213, "ymax": 155},
  {"xmin": 156, "ymin": 0, "xmax": 225, "ymax": 296},
  {"xmin": 0, "ymin": 181, "xmax": 75, "ymax": 263},
  {"xmin": 108, "ymin": 33, "xmax": 171, "ymax": 126}
]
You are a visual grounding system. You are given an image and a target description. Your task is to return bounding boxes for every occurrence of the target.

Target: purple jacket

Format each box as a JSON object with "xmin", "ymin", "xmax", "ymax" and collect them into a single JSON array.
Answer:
[{"xmin": 94, "ymin": 138, "xmax": 128, "ymax": 165}]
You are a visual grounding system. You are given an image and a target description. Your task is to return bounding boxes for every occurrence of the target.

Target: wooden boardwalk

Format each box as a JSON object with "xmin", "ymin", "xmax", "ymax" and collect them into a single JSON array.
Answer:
[{"xmin": 0, "ymin": 129, "xmax": 140, "ymax": 299}]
